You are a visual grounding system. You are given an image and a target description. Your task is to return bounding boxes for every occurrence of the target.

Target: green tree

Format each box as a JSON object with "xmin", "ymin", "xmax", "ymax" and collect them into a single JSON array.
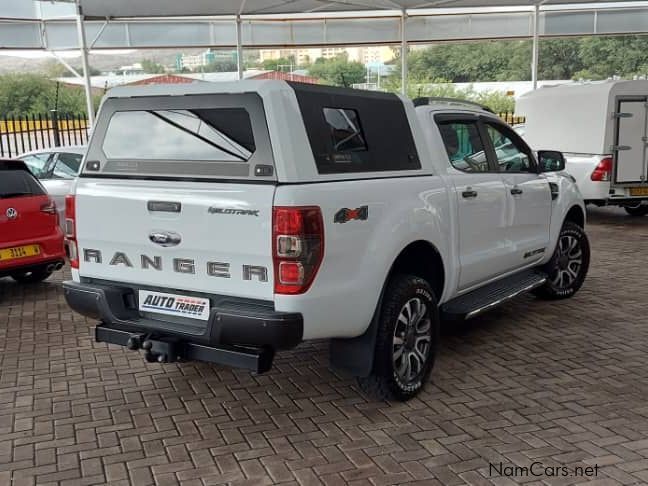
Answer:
[
  {"xmin": 538, "ymin": 39, "xmax": 583, "ymax": 80},
  {"xmin": 575, "ymin": 35, "xmax": 648, "ymax": 79},
  {"xmin": 308, "ymin": 54, "xmax": 365, "ymax": 86},
  {"xmin": 0, "ymin": 73, "xmax": 99, "ymax": 115},
  {"xmin": 141, "ymin": 59, "xmax": 165, "ymax": 74},
  {"xmin": 262, "ymin": 56, "xmax": 296, "ymax": 71},
  {"xmin": 382, "ymin": 75, "xmax": 514, "ymax": 113},
  {"xmin": 405, "ymin": 40, "xmax": 530, "ymax": 83},
  {"xmin": 203, "ymin": 60, "xmax": 238, "ymax": 73}
]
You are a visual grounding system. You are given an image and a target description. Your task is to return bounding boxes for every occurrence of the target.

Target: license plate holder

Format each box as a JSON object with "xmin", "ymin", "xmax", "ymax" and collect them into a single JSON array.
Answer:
[
  {"xmin": 629, "ymin": 187, "xmax": 648, "ymax": 197},
  {"xmin": 138, "ymin": 290, "xmax": 210, "ymax": 321},
  {"xmin": 0, "ymin": 244, "xmax": 41, "ymax": 261}
]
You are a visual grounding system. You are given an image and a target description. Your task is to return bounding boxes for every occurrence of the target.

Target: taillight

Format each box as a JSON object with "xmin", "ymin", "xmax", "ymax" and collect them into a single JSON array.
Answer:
[
  {"xmin": 40, "ymin": 199, "xmax": 57, "ymax": 215},
  {"xmin": 272, "ymin": 206, "xmax": 324, "ymax": 295},
  {"xmin": 591, "ymin": 157, "xmax": 613, "ymax": 182},
  {"xmin": 65, "ymin": 195, "xmax": 79, "ymax": 269}
]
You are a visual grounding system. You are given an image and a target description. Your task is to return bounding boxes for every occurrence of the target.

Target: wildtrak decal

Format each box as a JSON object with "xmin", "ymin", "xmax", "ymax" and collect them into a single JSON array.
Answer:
[{"xmin": 208, "ymin": 207, "xmax": 259, "ymax": 216}]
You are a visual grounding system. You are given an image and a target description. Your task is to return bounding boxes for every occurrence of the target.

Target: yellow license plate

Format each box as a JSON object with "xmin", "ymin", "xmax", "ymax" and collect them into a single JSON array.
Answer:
[
  {"xmin": 630, "ymin": 187, "xmax": 648, "ymax": 197},
  {"xmin": 0, "ymin": 244, "xmax": 41, "ymax": 261}
]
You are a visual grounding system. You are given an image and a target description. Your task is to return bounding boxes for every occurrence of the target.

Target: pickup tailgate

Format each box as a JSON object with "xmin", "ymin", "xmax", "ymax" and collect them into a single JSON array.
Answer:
[{"xmin": 75, "ymin": 178, "xmax": 275, "ymax": 300}]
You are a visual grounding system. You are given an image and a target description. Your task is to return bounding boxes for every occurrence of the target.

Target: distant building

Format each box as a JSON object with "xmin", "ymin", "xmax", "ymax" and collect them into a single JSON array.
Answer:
[
  {"xmin": 175, "ymin": 49, "xmax": 237, "ymax": 71},
  {"xmin": 115, "ymin": 63, "xmax": 144, "ymax": 75},
  {"xmin": 258, "ymin": 47, "xmax": 395, "ymax": 66}
]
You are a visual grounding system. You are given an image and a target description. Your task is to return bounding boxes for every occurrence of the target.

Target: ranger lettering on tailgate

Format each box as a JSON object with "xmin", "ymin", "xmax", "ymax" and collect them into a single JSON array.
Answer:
[{"xmin": 82, "ymin": 249, "xmax": 268, "ymax": 281}]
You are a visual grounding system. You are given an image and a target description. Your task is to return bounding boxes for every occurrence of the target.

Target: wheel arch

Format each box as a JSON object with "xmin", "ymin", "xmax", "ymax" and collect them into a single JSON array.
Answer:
[
  {"xmin": 564, "ymin": 204, "xmax": 585, "ymax": 228},
  {"xmin": 329, "ymin": 239, "xmax": 445, "ymax": 378},
  {"xmin": 385, "ymin": 240, "xmax": 446, "ymax": 301}
]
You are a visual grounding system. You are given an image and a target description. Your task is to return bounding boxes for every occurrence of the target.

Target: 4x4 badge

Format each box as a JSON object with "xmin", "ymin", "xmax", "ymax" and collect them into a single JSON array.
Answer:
[{"xmin": 334, "ymin": 206, "xmax": 368, "ymax": 224}]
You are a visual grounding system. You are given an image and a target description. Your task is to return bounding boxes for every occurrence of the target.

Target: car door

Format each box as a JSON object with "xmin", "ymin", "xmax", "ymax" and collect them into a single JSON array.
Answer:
[
  {"xmin": 436, "ymin": 115, "xmax": 512, "ymax": 291},
  {"xmin": 482, "ymin": 120, "xmax": 552, "ymax": 268}
]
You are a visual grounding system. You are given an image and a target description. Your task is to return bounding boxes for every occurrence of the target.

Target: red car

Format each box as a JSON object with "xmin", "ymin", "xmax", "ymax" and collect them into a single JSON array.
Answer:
[{"xmin": 0, "ymin": 159, "xmax": 65, "ymax": 283}]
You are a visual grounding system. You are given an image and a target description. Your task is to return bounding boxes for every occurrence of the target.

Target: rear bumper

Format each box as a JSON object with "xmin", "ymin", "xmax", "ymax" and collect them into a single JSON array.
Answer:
[
  {"xmin": 62, "ymin": 280, "xmax": 303, "ymax": 370},
  {"xmin": 587, "ymin": 197, "xmax": 648, "ymax": 206},
  {"xmin": 0, "ymin": 232, "xmax": 65, "ymax": 275}
]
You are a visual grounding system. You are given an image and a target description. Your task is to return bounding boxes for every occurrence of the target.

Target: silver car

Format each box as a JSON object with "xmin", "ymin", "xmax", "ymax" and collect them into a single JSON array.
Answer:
[{"xmin": 17, "ymin": 146, "xmax": 86, "ymax": 227}]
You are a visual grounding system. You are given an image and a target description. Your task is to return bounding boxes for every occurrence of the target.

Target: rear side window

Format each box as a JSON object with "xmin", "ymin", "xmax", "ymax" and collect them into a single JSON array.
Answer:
[
  {"xmin": 289, "ymin": 83, "xmax": 421, "ymax": 174},
  {"xmin": 0, "ymin": 169, "xmax": 45, "ymax": 198},
  {"xmin": 102, "ymin": 109, "xmax": 255, "ymax": 162}
]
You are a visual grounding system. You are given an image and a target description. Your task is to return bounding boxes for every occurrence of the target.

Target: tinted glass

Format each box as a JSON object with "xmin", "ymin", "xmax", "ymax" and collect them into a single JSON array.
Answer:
[
  {"xmin": 323, "ymin": 108, "xmax": 368, "ymax": 158},
  {"xmin": 0, "ymin": 169, "xmax": 45, "ymax": 198},
  {"xmin": 290, "ymin": 83, "xmax": 421, "ymax": 174},
  {"xmin": 102, "ymin": 109, "xmax": 255, "ymax": 162},
  {"xmin": 486, "ymin": 124, "xmax": 533, "ymax": 173},
  {"xmin": 52, "ymin": 152, "xmax": 83, "ymax": 179},
  {"xmin": 439, "ymin": 122, "xmax": 489, "ymax": 173},
  {"xmin": 19, "ymin": 153, "xmax": 51, "ymax": 179}
]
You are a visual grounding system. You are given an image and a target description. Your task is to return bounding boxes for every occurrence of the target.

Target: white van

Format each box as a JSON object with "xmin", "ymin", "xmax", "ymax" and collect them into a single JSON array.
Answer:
[{"xmin": 517, "ymin": 80, "xmax": 648, "ymax": 216}]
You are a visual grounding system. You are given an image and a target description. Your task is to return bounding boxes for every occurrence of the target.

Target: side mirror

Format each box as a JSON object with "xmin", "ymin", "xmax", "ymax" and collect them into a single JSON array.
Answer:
[{"xmin": 537, "ymin": 150, "xmax": 566, "ymax": 172}]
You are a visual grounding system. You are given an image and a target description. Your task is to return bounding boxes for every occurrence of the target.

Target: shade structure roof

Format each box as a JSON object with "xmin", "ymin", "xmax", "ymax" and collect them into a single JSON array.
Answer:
[{"xmin": 48, "ymin": 0, "xmax": 648, "ymax": 18}]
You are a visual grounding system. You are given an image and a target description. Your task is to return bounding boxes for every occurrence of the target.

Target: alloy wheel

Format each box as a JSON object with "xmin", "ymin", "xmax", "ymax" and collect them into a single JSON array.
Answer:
[
  {"xmin": 392, "ymin": 297, "xmax": 432, "ymax": 384},
  {"xmin": 551, "ymin": 234, "xmax": 583, "ymax": 289}
]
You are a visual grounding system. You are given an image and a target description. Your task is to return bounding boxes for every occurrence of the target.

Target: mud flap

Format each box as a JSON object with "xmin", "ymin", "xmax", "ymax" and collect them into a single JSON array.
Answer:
[{"xmin": 329, "ymin": 288, "xmax": 385, "ymax": 378}]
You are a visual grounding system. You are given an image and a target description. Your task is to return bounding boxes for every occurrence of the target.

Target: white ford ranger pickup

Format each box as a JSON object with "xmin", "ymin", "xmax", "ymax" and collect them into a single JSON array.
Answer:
[{"xmin": 63, "ymin": 81, "xmax": 589, "ymax": 401}]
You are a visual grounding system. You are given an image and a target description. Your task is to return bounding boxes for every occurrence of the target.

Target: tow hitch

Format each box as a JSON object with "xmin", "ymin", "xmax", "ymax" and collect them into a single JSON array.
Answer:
[
  {"xmin": 96, "ymin": 325, "xmax": 275, "ymax": 373},
  {"xmin": 125, "ymin": 334, "xmax": 182, "ymax": 363}
]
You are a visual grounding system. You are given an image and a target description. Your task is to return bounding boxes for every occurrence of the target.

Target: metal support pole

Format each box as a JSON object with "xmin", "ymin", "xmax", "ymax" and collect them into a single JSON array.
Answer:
[
  {"xmin": 75, "ymin": 1, "xmax": 95, "ymax": 125},
  {"xmin": 400, "ymin": 8, "xmax": 408, "ymax": 95},
  {"xmin": 236, "ymin": 15, "xmax": 244, "ymax": 80},
  {"xmin": 531, "ymin": 4, "xmax": 540, "ymax": 90}
]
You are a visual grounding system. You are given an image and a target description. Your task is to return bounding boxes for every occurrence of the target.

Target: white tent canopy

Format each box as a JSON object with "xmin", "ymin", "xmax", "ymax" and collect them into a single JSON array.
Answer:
[
  {"xmin": 2, "ymin": 0, "xmax": 648, "ymax": 123},
  {"xmin": 42, "ymin": 0, "xmax": 648, "ymax": 17}
]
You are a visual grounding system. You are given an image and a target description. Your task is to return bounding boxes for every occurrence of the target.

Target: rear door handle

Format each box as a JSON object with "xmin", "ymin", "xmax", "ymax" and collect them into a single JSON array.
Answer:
[
  {"xmin": 510, "ymin": 187, "xmax": 523, "ymax": 195},
  {"xmin": 462, "ymin": 189, "xmax": 478, "ymax": 199}
]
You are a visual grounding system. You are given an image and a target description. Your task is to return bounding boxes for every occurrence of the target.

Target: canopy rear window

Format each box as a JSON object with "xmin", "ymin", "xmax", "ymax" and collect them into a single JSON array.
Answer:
[
  {"xmin": 103, "ymin": 108, "xmax": 255, "ymax": 162},
  {"xmin": 84, "ymin": 93, "xmax": 274, "ymax": 181}
]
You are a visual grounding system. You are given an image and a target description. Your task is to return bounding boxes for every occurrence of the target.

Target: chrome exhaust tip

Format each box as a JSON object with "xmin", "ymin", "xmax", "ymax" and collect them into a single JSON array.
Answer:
[{"xmin": 55, "ymin": 262, "xmax": 64, "ymax": 270}]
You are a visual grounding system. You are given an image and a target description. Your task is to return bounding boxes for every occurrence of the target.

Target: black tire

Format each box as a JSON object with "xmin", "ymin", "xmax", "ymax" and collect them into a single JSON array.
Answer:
[
  {"xmin": 624, "ymin": 204, "xmax": 648, "ymax": 217},
  {"xmin": 357, "ymin": 275, "xmax": 439, "ymax": 401},
  {"xmin": 534, "ymin": 221, "xmax": 590, "ymax": 300},
  {"xmin": 11, "ymin": 266, "xmax": 53, "ymax": 284}
]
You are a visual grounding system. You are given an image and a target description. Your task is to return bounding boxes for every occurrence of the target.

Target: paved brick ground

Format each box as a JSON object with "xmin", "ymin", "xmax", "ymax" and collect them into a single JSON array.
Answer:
[{"xmin": 1, "ymin": 207, "xmax": 647, "ymax": 486}]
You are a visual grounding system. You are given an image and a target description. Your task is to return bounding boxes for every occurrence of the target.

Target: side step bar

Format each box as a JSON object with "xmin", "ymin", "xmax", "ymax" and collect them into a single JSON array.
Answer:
[
  {"xmin": 95, "ymin": 325, "xmax": 274, "ymax": 373},
  {"xmin": 441, "ymin": 270, "xmax": 547, "ymax": 321}
]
